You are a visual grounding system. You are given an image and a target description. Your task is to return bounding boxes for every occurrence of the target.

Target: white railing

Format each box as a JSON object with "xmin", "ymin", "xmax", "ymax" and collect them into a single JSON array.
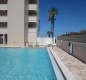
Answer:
[
  {"xmin": 28, "ymin": 16, "xmax": 37, "ymax": 22},
  {"xmin": 0, "ymin": 28, "xmax": 7, "ymax": 34},
  {"xmin": 28, "ymin": 28, "xmax": 37, "ymax": 33},
  {"xmin": 0, "ymin": 4, "xmax": 7, "ymax": 10},
  {"xmin": 28, "ymin": 4, "xmax": 37, "ymax": 10},
  {"xmin": 0, "ymin": 16, "xmax": 7, "ymax": 22}
]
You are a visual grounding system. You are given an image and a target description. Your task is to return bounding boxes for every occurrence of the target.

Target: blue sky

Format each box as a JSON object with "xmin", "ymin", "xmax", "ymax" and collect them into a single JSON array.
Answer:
[{"xmin": 39, "ymin": 0, "xmax": 86, "ymax": 37}]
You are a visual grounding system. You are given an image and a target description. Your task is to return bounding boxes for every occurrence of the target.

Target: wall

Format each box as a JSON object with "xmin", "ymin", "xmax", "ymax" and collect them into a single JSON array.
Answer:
[
  {"xmin": 56, "ymin": 40, "xmax": 86, "ymax": 63},
  {"xmin": 37, "ymin": 37, "xmax": 55, "ymax": 46},
  {"xmin": 24, "ymin": 0, "xmax": 28, "ymax": 45},
  {"xmin": 73, "ymin": 44, "xmax": 86, "ymax": 63},
  {"xmin": 8, "ymin": 0, "xmax": 28, "ymax": 46}
]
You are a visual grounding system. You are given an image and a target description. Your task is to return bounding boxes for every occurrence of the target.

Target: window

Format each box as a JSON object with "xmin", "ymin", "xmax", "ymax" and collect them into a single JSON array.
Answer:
[{"xmin": 0, "ymin": 10, "xmax": 7, "ymax": 16}]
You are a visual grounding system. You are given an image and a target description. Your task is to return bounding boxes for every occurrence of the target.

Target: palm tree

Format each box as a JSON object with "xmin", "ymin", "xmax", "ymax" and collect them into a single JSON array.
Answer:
[
  {"xmin": 48, "ymin": 8, "xmax": 58, "ymax": 44},
  {"xmin": 47, "ymin": 31, "xmax": 52, "ymax": 37}
]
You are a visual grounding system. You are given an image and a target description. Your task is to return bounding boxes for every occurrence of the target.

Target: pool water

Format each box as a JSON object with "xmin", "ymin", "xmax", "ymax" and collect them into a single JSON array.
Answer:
[{"xmin": 0, "ymin": 48, "xmax": 57, "ymax": 80}]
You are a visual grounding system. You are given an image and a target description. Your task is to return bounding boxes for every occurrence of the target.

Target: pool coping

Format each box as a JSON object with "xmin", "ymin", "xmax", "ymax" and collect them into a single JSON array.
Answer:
[
  {"xmin": 0, "ymin": 45, "xmax": 46, "ymax": 48},
  {"xmin": 48, "ymin": 49, "xmax": 64, "ymax": 80},
  {"xmin": 47, "ymin": 47, "xmax": 76, "ymax": 80}
]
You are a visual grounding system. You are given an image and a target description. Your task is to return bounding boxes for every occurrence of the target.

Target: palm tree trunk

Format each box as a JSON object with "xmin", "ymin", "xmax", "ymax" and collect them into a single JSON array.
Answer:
[
  {"xmin": 51, "ymin": 22, "xmax": 53, "ymax": 37},
  {"xmin": 51, "ymin": 21, "xmax": 53, "ymax": 45},
  {"xmin": 52, "ymin": 16, "xmax": 55, "ymax": 44}
]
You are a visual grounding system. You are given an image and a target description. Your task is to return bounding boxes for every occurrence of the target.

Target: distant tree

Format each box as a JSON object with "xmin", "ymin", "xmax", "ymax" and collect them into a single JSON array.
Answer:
[
  {"xmin": 80, "ymin": 30, "xmax": 86, "ymax": 34},
  {"xmin": 47, "ymin": 31, "xmax": 52, "ymax": 37},
  {"xmin": 59, "ymin": 30, "xmax": 86, "ymax": 38},
  {"xmin": 48, "ymin": 8, "xmax": 58, "ymax": 43}
]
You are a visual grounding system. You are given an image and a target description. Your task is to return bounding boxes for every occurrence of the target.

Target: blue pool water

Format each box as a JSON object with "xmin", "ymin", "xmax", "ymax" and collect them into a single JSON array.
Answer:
[{"xmin": 0, "ymin": 48, "xmax": 57, "ymax": 80}]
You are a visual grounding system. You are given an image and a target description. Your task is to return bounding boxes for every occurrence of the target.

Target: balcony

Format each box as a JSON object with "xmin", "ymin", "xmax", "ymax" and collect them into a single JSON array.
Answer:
[
  {"xmin": 0, "ymin": 0, "xmax": 8, "ymax": 4},
  {"xmin": 28, "ymin": 22, "xmax": 37, "ymax": 28},
  {"xmin": 0, "ymin": 10, "xmax": 7, "ymax": 16},
  {"xmin": 0, "ymin": 22, "xmax": 7, "ymax": 27},
  {"xmin": 28, "ymin": 16, "xmax": 37, "ymax": 22},
  {"xmin": 28, "ymin": 10, "xmax": 37, "ymax": 16},
  {"xmin": 28, "ymin": 4, "xmax": 37, "ymax": 10},
  {"xmin": 0, "ymin": 16, "xmax": 7, "ymax": 22},
  {"xmin": 29, "ymin": 0, "xmax": 37, "ymax": 4}
]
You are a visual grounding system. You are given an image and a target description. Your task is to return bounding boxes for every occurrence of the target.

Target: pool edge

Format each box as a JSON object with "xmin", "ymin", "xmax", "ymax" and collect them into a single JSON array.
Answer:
[{"xmin": 47, "ymin": 47, "xmax": 76, "ymax": 80}]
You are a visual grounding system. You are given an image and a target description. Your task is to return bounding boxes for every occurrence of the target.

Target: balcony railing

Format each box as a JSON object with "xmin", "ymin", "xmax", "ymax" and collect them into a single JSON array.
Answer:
[
  {"xmin": 28, "ymin": 28, "xmax": 37, "ymax": 33},
  {"xmin": 0, "ymin": 28, "xmax": 7, "ymax": 34},
  {"xmin": 28, "ymin": 16, "xmax": 37, "ymax": 22},
  {"xmin": 0, "ymin": 4, "xmax": 7, "ymax": 10},
  {"xmin": 0, "ymin": 16, "xmax": 7, "ymax": 22},
  {"xmin": 28, "ymin": 4, "xmax": 37, "ymax": 10}
]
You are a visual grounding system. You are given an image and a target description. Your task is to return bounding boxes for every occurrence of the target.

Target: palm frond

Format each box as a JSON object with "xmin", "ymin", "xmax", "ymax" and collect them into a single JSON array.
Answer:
[{"xmin": 49, "ymin": 8, "xmax": 58, "ymax": 16}]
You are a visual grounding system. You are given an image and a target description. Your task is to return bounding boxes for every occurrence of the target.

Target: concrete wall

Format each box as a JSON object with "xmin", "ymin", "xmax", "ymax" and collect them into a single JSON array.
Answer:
[
  {"xmin": 73, "ymin": 44, "xmax": 86, "ymax": 63},
  {"xmin": 57, "ymin": 40, "xmax": 70, "ymax": 53},
  {"xmin": 37, "ymin": 37, "xmax": 55, "ymax": 46},
  {"xmin": 37, "ymin": 0, "xmax": 40, "ymax": 36},
  {"xmin": 56, "ymin": 40, "xmax": 86, "ymax": 63},
  {"xmin": 8, "ymin": 0, "xmax": 28, "ymax": 46},
  {"xmin": 24, "ymin": 0, "xmax": 28, "ymax": 45}
]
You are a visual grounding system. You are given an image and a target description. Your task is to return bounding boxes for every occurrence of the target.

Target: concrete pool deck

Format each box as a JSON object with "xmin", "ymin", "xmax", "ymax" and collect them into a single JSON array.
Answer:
[{"xmin": 53, "ymin": 47, "xmax": 86, "ymax": 80}]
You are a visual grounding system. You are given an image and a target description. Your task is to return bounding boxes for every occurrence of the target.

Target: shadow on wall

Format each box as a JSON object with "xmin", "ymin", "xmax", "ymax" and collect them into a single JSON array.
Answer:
[{"xmin": 56, "ymin": 40, "xmax": 86, "ymax": 63}]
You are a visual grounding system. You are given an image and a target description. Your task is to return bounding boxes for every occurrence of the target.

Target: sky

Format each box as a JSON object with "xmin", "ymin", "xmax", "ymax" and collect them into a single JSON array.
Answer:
[{"xmin": 39, "ymin": 0, "xmax": 86, "ymax": 37}]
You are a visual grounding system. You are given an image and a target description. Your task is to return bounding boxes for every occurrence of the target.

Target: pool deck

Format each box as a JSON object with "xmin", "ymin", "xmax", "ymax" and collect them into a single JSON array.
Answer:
[{"xmin": 53, "ymin": 47, "xmax": 86, "ymax": 80}]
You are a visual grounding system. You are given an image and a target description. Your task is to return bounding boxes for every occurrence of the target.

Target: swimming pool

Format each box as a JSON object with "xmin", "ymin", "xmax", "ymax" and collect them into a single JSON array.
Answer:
[{"xmin": 0, "ymin": 48, "xmax": 58, "ymax": 80}]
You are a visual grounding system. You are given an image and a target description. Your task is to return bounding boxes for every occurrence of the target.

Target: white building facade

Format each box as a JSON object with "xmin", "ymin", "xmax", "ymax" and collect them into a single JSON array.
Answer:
[{"xmin": 0, "ymin": 0, "xmax": 39, "ymax": 46}]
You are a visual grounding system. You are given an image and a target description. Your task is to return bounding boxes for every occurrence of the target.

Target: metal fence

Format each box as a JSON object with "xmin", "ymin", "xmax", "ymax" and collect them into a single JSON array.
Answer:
[{"xmin": 57, "ymin": 34, "xmax": 86, "ymax": 43}]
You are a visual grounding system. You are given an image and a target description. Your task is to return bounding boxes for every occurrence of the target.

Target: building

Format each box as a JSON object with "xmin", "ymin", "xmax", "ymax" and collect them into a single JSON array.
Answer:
[{"xmin": 0, "ymin": 0, "xmax": 39, "ymax": 46}]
